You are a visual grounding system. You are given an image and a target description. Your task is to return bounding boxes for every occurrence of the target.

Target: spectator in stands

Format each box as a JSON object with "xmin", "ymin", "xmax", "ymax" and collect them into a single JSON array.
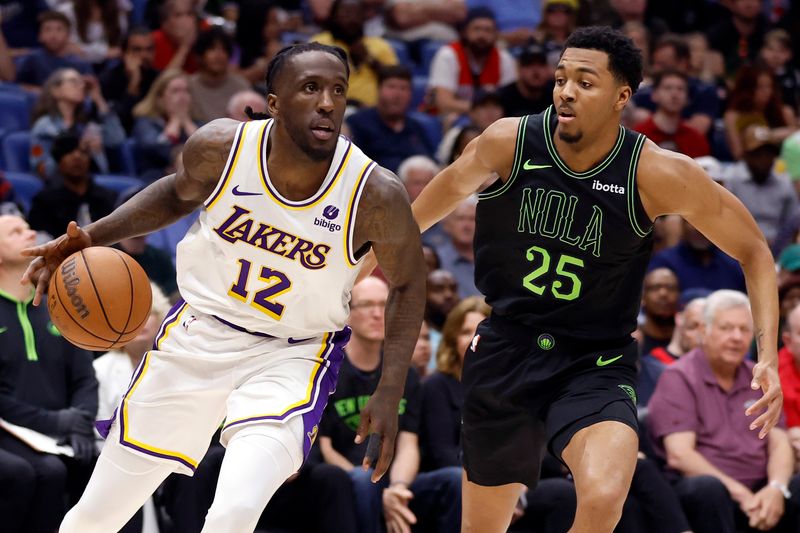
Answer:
[
  {"xmin": 497, "ymin": 40, "xmax": 553, "ymax": 118},
  {"xmin": 16, "ymin": 11, "xmax": 91, "ymax": 91},
  {"xmin": 99, "ymin": 27, "xmax": 159, "ymax": 134},
  {"xmin": 436, "ymin": 92, "xmax": 503, "ymax": 168},
  {"xmin": 445, "ymin": 123, "xmax": 481, "ymax": 164},
  {"xmin": 312, "ymin": 0, "xmax": 399, "ymax": 107},
  {"xmin": 226, "ymin": 89, "xmax": 268, "ymax": 121},
  {"xmin": 347, "ymin": 65, "xmax": 437, "ymax": 172},
  {"xmin": 425, "ymin": 268, "xmax": 459, "ymax": 348},
  {"xmin": 427, "ymin": 7, "xmax": 516, "ymax": 115},
  {"xmin": 116, "ymin": 234, "xmax": 178, "ymax": 301},
  {"xmin": 466, "ymin": 0, "xmax": 540, "ymax": 47},
  {"xmin": 397, "ymin": 155, "xmax": 439, "ymax": 202},
  {"xmin": 779, "ymin": 303, "xmax": 800, "ymax": 466},
  {"xmin": 28, "ymin": 131, "xmax": 118, "ymax": 239},
  {"xmin": 0, "ymin": 173, "xmax": 21, "ymax": 216},
  {"xmin": 383, "ymin": 0, "xmax": 465, "ymax": 44},
  {"xmin": 236, "ymin": 0, "xmax": 284, "ymax": 87},
  {"xmin": 30, "ymin": 68, "xmax": 125, "ymax": 180},
  {"xmin": 534, "ymin": 0, "xmax": 578, "ymax": 65},
  {"xmin": 727, "ymin": 125, "xmax": 799, "ymax": 247},
  {"xmin": 0, "ymin": 0, "xmax": 47, "ymax": 51},
  {"xmin": 152, "ymin": 0, "xmax": 203, "ymax": 73},
  {"xmin": 638, "ymin": 268, "xmax": 680, "ymax": 356},
  {"xmin": 319, "ymin": 276, "xmax": 462, "ymax": 533},
  {"xmin": 0, "ymin": 213, "xmax": 98, "ymax": 532},
  {"xmin": 707, "ymin": 0, "xmax": 772, "ymax": 78},
  {"xmin": 410, "ymin": 321, "xmax": 433, "ymax": 378},
  {"xmin": 760, "ymin": 29, "xmax": 800, "ymax": 112},
  {"xmin": 132, "ymin": 68, "xmax": 199, "ymax": 178},
  {"xmin": 438, "ymin": 195, "xmax": 479, "ymax": 297},
  {"xmin": 188, "ymin": 27, "xmax": 250, "ymax": 123},
  {"xmin": 649, "ymin": 220, "xmax": 747, "ymax": 293},
  {"xmin": 685, "ymin": 31, "xmax": 724, "ymax": 86},
  {"xmin": 723, "ymin": 64, "xmax": 797, "ymax": 161},
  {"xmin": 55, "ymin": 0, "xmax": 127, "ymax": 66},
  {"xmin": 639, "ymin": 297, "xmax": 707, "ymax": 406},
  {"xmin": 634, "ymin": 69, "xmax": 711, "ymax": 158},
  {"xmin": 631, "ymin": 34, "xmax": 720, "ymax": 137},
  {"xmin": 649, "ymin": 290, "xmax": 800, "ymax": 533}
]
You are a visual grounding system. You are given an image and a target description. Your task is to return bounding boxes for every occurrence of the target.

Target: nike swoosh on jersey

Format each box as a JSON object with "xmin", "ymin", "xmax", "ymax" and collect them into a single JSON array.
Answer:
[
  {"xmin": 287, "ymin": 337, "xmax": 314, "ymax": 344},
  {"xmin": 0, "ymin": 327, "xmax": 7, "ymax": 334},
  {"xmin": 231, "ymin": 185, "xmax": 262, "ymax": 197},
  {"xmin": 596, "ymin": 354, "xmax": 623, "ymax": 367},
  {"xmin": 523, "ymin": 160, "xmax": 552, "ymax": 170}
]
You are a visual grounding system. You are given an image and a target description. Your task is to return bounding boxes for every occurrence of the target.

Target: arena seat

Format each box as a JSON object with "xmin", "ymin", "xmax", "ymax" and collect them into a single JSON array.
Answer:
[
  {"xmin": 94, "ymin": 174, "xmax": 145, "ymax": 194},
  {"xmin": 4, "ymin": 171, "xmax": 43, "ymax": 213},
  {"xmin": 0, "ymin": 91, "xmax": 32, "ymax": 132},
  {"xmin": 1, "ymin": 131, "xmax": 31, "ymax": 172}
]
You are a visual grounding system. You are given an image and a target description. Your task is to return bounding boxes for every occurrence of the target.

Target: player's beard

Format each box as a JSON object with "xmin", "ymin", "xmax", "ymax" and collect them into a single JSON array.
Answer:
[
  {"xmin": 558, "ymin": 129, "xmax": 583, "ymax": 144},
  {"xmin": 285, "ymin": 121, "xmax": 337, "ymax": 162}
]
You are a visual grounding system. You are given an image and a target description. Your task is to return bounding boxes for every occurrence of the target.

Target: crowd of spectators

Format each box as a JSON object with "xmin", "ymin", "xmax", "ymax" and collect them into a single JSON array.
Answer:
[{"xmin": 3, "ymin": 0, "xmax": 800, "ymax": 532}]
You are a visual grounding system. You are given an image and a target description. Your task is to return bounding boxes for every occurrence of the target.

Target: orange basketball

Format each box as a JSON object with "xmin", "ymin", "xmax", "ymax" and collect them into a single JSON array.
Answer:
[{"xmin": 47, "ymin": 247, "xmax": 152, "ymax": 351}]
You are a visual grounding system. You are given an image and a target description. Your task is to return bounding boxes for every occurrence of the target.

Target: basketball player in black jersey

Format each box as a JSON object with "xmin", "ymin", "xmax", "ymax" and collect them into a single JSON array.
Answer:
[{"xmin": 412, "ymin": 27, "xmax": 783, "ymax": 532}]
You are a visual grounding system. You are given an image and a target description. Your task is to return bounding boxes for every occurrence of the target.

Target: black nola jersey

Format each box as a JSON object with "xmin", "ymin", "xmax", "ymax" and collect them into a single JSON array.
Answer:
[{"xmin": 475, "ymin": 106, "xmax": 654, "ymax": 341}]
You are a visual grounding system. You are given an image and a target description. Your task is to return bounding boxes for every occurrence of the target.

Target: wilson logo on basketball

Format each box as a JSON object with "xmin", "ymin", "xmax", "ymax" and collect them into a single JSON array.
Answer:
[{"xmin": 61, "ymin": 257, "xmax": 90, "ymax": 319}]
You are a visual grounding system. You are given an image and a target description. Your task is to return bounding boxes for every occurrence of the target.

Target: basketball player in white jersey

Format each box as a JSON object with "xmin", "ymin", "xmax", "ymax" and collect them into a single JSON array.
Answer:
[{"xmin": 21, "ymin": 42, "xmax": 427, "ymax": 533}]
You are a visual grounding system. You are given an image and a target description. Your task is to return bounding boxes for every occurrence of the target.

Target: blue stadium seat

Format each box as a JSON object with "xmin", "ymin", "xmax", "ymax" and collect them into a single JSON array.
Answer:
[
  {"xmin": 0, "ymin": 91, "xmax": 32, "ymax": 132},
  {"xmin": 94, "ymin": 174, "xmax": 145, "ymax": 194},
  {"xmin": 417, "ymin": 40, "xmax": 443, "ymax": 76},
  {"xmin": 2, "ymin": 131, "xmax": 31, "ymax": 172},
  {"xmin": 411, "ymin": 76, "xmax": 429, "ymax": 110},
  {"xmin": 409, "ymin": 111, "xmax": 442, "ymax": 150},
  {"xmin": 387, "ymin": 39, "xmax": 411, "ymax": 67},
  {"xmin": 4, "ymin": 171, "xmax": 43, "ymax": 213}
]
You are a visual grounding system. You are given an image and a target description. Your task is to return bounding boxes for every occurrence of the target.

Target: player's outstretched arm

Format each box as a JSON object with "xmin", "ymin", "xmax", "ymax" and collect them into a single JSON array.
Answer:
[
  {"xmin": 411, "ymin": 117, "xmax": 518, "ymax": 233},
  {"xmin": 21, "ymin": 119, "xmax": 239, "ymax": 305},
  {"xmin": 638, "ymin": 142, "xmax": 782, "ymax": 438},
  {"xmin": 352, "ymin": 166, "xmax": 427, "ymax": 483}
]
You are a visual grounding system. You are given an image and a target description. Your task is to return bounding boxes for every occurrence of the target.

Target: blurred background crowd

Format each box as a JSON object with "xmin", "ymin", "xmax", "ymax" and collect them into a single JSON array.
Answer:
[{"xmin": 3, "ymin": 0, "xmax": 800, "ymax": 532}]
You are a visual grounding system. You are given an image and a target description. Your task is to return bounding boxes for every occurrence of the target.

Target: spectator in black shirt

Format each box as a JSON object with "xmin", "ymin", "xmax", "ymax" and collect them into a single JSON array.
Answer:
[
  {"xmin": 99, "ymin": 27, "xmax": 159, "ymax": 134},
  {"xmin": 638, "ymin": 267, "xmax": 680, "ymax": 356},
  {"xmin": 0, "ymin": 214, "xmax": 98, "ymax": 533},
  {"xmin": 497, "ymin": 41, "xmax": 554, "ymax": 117},
  {"xmin": 319, "ymin": 276, "xmax": 461, "ymax": 533},
  {"xmin": 28, "ymin": 131, "xmax": 117, "ymax": 239},
  {"xmin": 707, "ymin": 0, "xmax": 771, "ymax": 78},
  {"xmin": 347, "ymin": 65, "xmax": 437, "ymax": 172}
]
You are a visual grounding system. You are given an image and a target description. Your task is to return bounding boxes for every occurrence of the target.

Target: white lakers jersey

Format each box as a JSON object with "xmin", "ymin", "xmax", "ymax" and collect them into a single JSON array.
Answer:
[{"xmin": 176, "ymin": 119, "xmax": 376, "ymax": 338}]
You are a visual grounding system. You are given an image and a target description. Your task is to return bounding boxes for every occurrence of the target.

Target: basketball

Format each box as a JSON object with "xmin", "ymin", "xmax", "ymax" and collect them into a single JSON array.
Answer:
[{"xmin": 47, "ymin": 247, "xmax": 153, "ymax": 351}]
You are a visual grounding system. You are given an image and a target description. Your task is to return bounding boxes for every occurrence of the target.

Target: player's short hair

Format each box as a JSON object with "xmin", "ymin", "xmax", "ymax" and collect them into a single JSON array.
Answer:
[
  {"xmin": 265, "ymin": 42, "xmax": 350, "ymax": 97},
  {"xmin": 563, "ymin": 26, "xmax": 643, "ymax": 90},
  {"xmin": 703, "ymin": 290, "xmax": 751, "ymax": 329},
  {"xmin": 378, "ymin": 64, "xmax": 412, "ymax": 85}
]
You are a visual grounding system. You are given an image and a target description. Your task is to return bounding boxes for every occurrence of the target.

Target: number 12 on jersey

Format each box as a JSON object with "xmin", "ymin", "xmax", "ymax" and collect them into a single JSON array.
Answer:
[
  {"xmin": 229, "ymin": 258, "xmax": 292, "ymax": 319},
  {"xmin": 523, "ymin": 246, "xmax": 584, "ymax": 300}
]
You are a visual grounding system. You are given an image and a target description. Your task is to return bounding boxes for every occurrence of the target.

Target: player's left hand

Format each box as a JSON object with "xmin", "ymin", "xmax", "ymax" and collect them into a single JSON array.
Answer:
[
  {"xmin": 746, "ymin": 362, "xmax": 783, "ymax": 439},
  {"xmin": 355, "ymin": 388, "xmax": 401, "ymax": 482}
]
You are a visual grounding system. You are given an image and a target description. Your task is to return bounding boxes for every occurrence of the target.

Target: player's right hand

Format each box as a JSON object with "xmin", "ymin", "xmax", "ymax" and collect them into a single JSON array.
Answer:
[{"xmin": 21, "ymin": 221, "xmax": 92, "ymax": 306}]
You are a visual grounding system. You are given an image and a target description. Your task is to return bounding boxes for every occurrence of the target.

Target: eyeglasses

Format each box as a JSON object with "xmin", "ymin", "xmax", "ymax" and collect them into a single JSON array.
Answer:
[{"xmin": 351, "ymin": 300, "xmax": 387, "ymax": 311}]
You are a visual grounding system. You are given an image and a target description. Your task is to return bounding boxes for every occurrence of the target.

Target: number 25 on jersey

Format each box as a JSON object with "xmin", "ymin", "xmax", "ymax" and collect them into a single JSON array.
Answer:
[{"xmin": 228, "ymin": 258, "xmax": 292, "ymax": 319}]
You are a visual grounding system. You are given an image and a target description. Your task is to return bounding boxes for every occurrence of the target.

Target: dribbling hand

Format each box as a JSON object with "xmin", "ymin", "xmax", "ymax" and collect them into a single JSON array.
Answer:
[
  {"xmin": 746, "ymin": 362, "xmax": 783, "ymax": 439},
  {"xmin": 20, "ymin": 221, "xmax": 92, "ymax": 306}
]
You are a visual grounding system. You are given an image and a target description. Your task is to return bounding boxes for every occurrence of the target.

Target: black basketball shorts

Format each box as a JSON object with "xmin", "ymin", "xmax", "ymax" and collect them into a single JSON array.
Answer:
[{"xmin": 461, "ymin": 313, "xmax": 639, "ymax": 487}]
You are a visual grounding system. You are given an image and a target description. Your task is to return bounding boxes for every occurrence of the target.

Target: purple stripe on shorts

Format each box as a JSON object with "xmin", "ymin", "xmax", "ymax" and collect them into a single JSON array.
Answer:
[
  {"xmin": 212, "ymin": 314, "xmax": 276, "ymax": 338},
  {"xmin": 153, "ymin": 298, "xmax": 186, "ymax": 348}
]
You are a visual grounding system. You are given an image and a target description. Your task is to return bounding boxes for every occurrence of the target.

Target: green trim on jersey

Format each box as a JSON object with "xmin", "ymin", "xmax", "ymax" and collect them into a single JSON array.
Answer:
[
  {"xmin": 542, "ymin": 106, "xmax": 625, "ymax": 179},
  {"xmin": 626, "ymin": 134, "xmax": 651, "ymax": 237},
  {"xmin": 0, "ymin": 288, "xmax": 38, "ymax": 361},
  {"xmin": 478, "ymin": 115, "xmax": 529, "ymax": 200}
]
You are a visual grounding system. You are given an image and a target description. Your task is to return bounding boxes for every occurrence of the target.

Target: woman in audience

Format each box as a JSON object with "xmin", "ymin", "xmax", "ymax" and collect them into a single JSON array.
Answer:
[
  {"xmin": 132, "ymin": 68, "xmax": 199, "ymax": 179},
  {"xmin": 723, "ymin": 64, "xmax": 797, "ymax": 160},
  {"xmin": 30, "ymin": 67, "xmax": 125, "ymax": 181},
  {"xmin": 56, "ymin": 0, "xmax": 127, "ymax": 66}
]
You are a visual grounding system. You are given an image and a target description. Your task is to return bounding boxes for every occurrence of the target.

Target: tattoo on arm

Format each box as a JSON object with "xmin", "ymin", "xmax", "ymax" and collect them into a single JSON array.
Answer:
[{"xmin": 86, "ymin": 119, "xmax": 238, "ymax": 246}]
